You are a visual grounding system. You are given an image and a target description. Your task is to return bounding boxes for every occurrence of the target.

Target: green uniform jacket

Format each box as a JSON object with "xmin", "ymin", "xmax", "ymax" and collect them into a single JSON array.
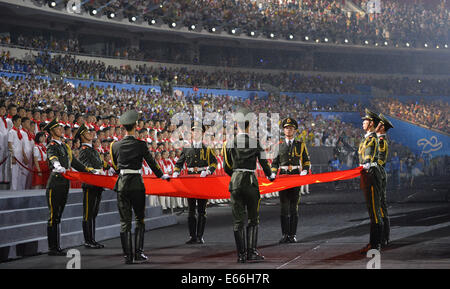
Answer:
[
  {"xmin": 271, "ymin": 138, "xmax": 311, "ymax": 173},
  {"xmin": 174, "ymin": 144, "xmax": 218, "ymax": 173},
  {"xmin": 79, "ymin": 143, "xmax": 109, "ymax": 190},
  {"xmin": 46, "ymin": 139, "xmax": 88, "ymax": 188},
  {"xmin": 358, "ymin": 132, "xmax": 379, "ymax": 166},
  {"xmin": 377, "ymin": 134, "xmax": 389, "ymax": 168},
  {"xmin": 222, "ymin": 133, "xmax": 272, "ymax": 191},
  {"xmin": 110, "ymin": 136, "xmax": 164, "ymax": 192}
]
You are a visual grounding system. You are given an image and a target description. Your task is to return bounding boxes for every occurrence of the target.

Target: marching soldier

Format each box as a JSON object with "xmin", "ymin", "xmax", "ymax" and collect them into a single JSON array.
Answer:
[
  {"xmin": 222, "ymin": 107, "xmax": 275, "ymax": 263},
  {"xmin": 110, "ymin": 110, "xmax": 170, "ymax": 264},
  {"xmin": 43, "ymin": 119, "xmax": 94, "ymax": 256},
  {"xmin": 271, "ymin": 117, "xmax": 311, "ymax": 244},
  {"xmin": 376, "ymin": 113, "xmax": 394, "ymax": 248},
  {"xmin": 358, "ymin": 109, "xmax": 383, "ymax": 253},
  {"xmin": 75, "ymin": 124, "xmax": 110, "ymax": 249},
  {"xmin": 173, "ymin": 122, "xmax": 217, "ymax": 244}
]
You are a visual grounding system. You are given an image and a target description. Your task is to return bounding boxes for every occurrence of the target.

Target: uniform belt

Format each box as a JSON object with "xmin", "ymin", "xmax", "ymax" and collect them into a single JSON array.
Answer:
[
  {"xmin": 360, "ymin": 162, "xmax": 378, "ymax": 168},
  {"xmin": 120, "ymin": 169, "xmax": 142, "ymax": 175},
  {"xmin": 187, "ymin": 167, "xmax": 208, "ymax": 172},
  {"xmin": 234, "ymin": 168, "xmax": 255, "ymax": 173},
  {"xmin": 280, "ymin": 165, "xmax": 300, "ymax": 171}
]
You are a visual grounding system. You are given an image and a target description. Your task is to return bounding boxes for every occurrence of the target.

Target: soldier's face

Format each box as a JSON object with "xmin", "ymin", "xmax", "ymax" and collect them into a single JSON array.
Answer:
[
  {"xmin": 362, "ymin": 120, "xmax": 370, "ymax": 131},
  {"xmin": 51, "ymin": 125, "xmax": 63, "ymax": 138},
  {"xmin": 284, "ymin": 126, "xmax": 295, "ymax": 138},
  {"xmin": 376, "ymin": 123, "xmax": 385, "ymax": 134}
]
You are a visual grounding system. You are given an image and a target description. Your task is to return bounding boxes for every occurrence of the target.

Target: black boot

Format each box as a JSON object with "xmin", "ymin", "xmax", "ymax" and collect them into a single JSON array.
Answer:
[
  {"xmin": 134, "ymin": 226, "xmax": 148, "ymax": 263},
  {"xmin": 246, "ymin": 225, "xmax": 264, "ymax": 262},
  {"xmin": 196, "ymin": 215, "xmax": 206, "ymax": 244},
  {"xmin": 90, "ymin": 219, "xmax": 104, "ymax": 249},
  {"xmin": 185, "ymin": 216, "xmax": 197, "ymax": 244},
  {"xmin": 234, "ymin": 229, "xmax": 246, "ymax": 263},
  {"xmin": 120, "ymin": 231, "xmax": 133, "ymax": 264},
  {"xmin": 382, "ymin": 217, "xmax": 390, "ymax": 248},
  {"xmin": 279, "ymin": 216, "xmax": 290, "ymax": 244},
  {"xmin": 82, "ymin": 220, "xmax": 97, "ymax": 249},
  {"xmin": 288, "ymin": 215, "xmax": 298, "ymax": 243},
  {"xmin": 48, "ymin": 224, "xmax": 66, "ymax": 256},
  {"xmin": 370, "ymin": 222, "xmax": 382, "ymax": 252}
]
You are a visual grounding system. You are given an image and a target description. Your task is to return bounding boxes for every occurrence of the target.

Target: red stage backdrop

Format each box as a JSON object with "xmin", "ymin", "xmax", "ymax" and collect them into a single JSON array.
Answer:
[{"xmin": 63, "ymin": 167, "xmax": 362, "ymax": 199}]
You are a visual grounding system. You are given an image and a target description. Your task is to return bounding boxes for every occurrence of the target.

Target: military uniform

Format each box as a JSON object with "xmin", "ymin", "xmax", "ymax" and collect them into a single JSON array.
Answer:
[
  {"xmin": 75, "ymin": 124, "xmax": 110, "ymax": 249},
  {"xmin": 358, "ymin": 109, "xmax": 383, "ymax": 252},
  {"xmin": 44, "ymin": 119, "xmax": 91, "ymax": 256},
  {"xmin": 271, "ymin": 117, "xmax": 310, "ymax": 243},
  {"xmin": 110, "ymin": 110, "xmax": 168, "ymax": 264},
  {"xmin": 174, "ymin": 124, "xmax": 217, "ymax": 244},
  {"xmin": 222, "ymin": 108, "xmax": 274, "ymax": 263},
  {"xmin": 377, "ymin": 114, "xmax": 394, "ymax": 247}
]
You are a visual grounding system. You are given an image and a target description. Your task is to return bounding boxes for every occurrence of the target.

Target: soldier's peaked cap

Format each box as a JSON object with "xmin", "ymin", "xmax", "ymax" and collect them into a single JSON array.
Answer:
[
  {"xmin": 378, "ymin": 113, "xmax": 394, "ymax": 130},
  {"xmin": 43, "ymin": 118, "xmax": 61, "ymax": 133},
  {"xmin": 362, "ymin": 108, "xmax": 381, "ymax": 123},
  {"xmin": 119, "ymin": 110, "xmax": 139, "ymax": 125},
  {"xmin": 282, "ymin": 117, "xmax": 298, "ymax": 129},
  {"xmin": 74, "ymin": 123, "xmax": 88, "ymax": 140}
]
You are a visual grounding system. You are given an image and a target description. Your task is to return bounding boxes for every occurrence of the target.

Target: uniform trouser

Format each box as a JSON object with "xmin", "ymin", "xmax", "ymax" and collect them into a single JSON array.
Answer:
[
  {"xmin": 230, "ymin": 185, "xmax": 261, "ymax": 232},
  {"xmin": 117, "ymin": 190, "xmax": 146, "ymax": 233},
  {"xmin": 83, "ymin": 186, "xmax": 103, "ymax": 221},
  {"xmin": 379, "ymin": 166, "xmax": 390, "ymax": 243},
  {"xmin": 46, "ymin": 173, "xmax": 70, "ymax": 251},
  {"xmin": 279, "ymin": 187, "xmax": 300, "ymax": 217},
  {"xmin": 187, "ymin": 199, "xmax": 208, "ymax": 218},
  {"xmin": 360, "ymin": 168, "xmax": 383, "ymax": 247},
  {"xmin": 46, "ymin": 173, "xmax": 70, "ymax": 227}
]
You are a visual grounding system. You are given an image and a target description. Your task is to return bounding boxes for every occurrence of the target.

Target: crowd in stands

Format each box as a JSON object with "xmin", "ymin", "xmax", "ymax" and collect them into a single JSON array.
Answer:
[
  {"xmin": 1, "ymin": 72, "xmax": 444, "ymax": 196},
  {"xmin": 1, "ymin": 50, "xmax": 449, "ymax": 97},
  {"xmin": 53, "ymin": 0, "xmax": 449, "ymax": 47},
  {"xmin": 372, "ymin": 97, "xmax": 450, "ymax": 134}
]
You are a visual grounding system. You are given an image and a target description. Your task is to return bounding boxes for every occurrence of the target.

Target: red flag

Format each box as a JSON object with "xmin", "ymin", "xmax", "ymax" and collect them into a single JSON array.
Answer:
[{"xmin": 63, "ymin": 167, "xmax": 362, "ymax": 199}]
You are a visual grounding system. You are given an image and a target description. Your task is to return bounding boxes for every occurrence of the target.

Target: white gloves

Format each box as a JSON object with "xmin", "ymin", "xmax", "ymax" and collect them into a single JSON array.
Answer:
[
  {"xmin": 161, "ymin": 174, "xmax": 170, "ymax": 181},
  {"xmin": 300, "ymin": 170, "xmax": 308, "ymax": 176},
  {"xmin": 172, "ymin": 171, "xmax": 179, "ymax": 178},
  {"xmin": 200, "ymin": 170, "xmax": 211, "ymax": 178},
  {"xmin": 362, "ymin": 163, "xmax": 371, "ymax": 170},
  {"xmin": 91, "ymin": 169, "xmax": 104, "ymax": 175},
  {"xmin": 53, "ymin": 161, "xmax": 66, "ymax": 174},
  {"xmin": 268, "ymin": 173, "xmax": 276, "ymax": 181}
]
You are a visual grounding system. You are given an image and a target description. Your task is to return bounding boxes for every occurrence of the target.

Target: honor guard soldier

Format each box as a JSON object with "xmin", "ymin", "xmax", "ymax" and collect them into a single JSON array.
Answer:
[
  {"xmin": 222, "ymin": 107, "xmax": 275, "ymax": 263},
  {"xmin": 359, "ymin": 109, "xmax": 383, "ymax": 253},
  {"xmin": 43, "ymin": 119, "xmax": 94, "ymax": 256},
  {"xmin": 271, "ymin": 117, "xmax": 311, "ymax": 243},
  {"xmin": 173, "ymin": 122, "xmax": 217, "ymax": 244},
  {"xmin": 376, "ymin": 113, "xmax": 394, "ymax": 248},
  {"xmin": 110, "ymin": 110, "xmax": 170, "ymax": 264},
  {"xmin": 75, "ymin": 124, "xmax": 110, "ymax": 249}
]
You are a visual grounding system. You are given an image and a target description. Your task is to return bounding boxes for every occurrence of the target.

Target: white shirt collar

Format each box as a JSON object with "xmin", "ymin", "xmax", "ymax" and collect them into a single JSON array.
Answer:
[
  {"xmin": 286, "ymin": 137, "xmax": 294, "ymax": 145},
  {"xmin": 52, "ymin": 138, "xmax": 62, "ymax": 145},
  {"xmin": 364, "ymin": 131, "xmax": 374, "ymax": 138},
  {"xmin": 82, "ymin": 143, "xmax": 92, "ymax": 148}
]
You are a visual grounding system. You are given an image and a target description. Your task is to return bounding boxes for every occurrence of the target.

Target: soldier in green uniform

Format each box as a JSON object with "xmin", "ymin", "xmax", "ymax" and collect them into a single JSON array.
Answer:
[
  {"xmin": 358, "ymin": 109, "xmax": 383, "ymax": 253},
  {"xmin": 43, "ymin": 119, "xmax": 94, "ymax": 256},
  {"xmin": 271, "ymin": 117, "xmax": 311, "ymax": 244},
  {"xmin": 173, "ymin": 122, "xmax": 217, "ymax": 244},
  {"xmin": 110, "ymin": 110, "xmax": 170, "ymax": 264},
  {"xmin": 74, "ymin": 124, "xmax": 110, "ymax": 249},
  {"xmin": 376, "ymin": 113, "xmax": 394, "ymax": 248},
  {"xmin": 222, "ymin": 108, "xmax": 275, "ymax": 263}
]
